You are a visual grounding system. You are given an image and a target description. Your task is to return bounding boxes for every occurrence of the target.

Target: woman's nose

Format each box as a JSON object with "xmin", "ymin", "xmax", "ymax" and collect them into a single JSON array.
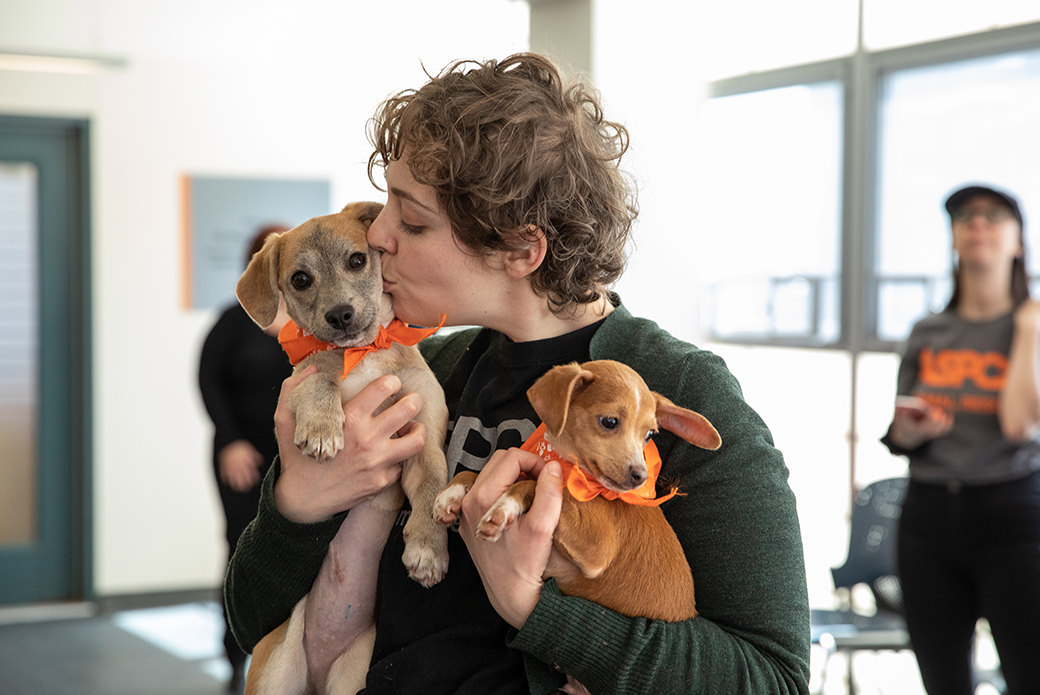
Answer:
[{"xmin": 367, "ymin": 208, "xmax": 395, "ymax": 254}]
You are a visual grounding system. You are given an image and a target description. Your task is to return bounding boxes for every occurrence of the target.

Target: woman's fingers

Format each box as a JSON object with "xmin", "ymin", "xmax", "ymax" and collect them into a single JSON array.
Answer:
[
  {"xmin": 465, "ymin": 447, "xmax": 546, "ymax": 508},
  {"xmin": 459, "ymin": 449, "xmax": 564, "ymax": 629},
  {"xmin": 347, "ymin": 377, "xmax": 422, "ymax": 443},
  {"xmin": 525, "ymin": 460, "xmax": 563, "ymax": 539},
  {"xmin": 271, "ymin": 369, "xmax": 430, "ymax": 522}
]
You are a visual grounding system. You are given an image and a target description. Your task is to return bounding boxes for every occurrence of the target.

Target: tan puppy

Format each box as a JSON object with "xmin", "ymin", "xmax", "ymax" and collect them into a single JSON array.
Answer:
[
  {"xmin": 433, "ymin": 359, "xmax": 720, "ymax": 623},
  {"xmin": 236, "ymin": 202, "xmax": 450, "ymax": 695}
]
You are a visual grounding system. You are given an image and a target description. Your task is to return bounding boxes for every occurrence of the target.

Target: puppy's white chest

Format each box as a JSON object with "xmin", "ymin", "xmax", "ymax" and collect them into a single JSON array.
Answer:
[
  {"xmin": 338, "ymin": 345, "xmax": 410, "ymax": 404},
  {"xmin": 339, "ymin": 357, "xmax": 385, "ymax": 401}
]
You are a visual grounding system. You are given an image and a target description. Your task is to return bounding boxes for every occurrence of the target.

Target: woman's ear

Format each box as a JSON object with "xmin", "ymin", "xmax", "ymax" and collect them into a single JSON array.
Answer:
[{"xmin": 502, "ymin": 226, "xmax": 547, "ymax": 279}]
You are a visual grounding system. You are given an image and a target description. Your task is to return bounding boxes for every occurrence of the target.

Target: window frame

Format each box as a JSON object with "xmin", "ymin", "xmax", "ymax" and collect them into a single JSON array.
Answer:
[{"xmin": 705, "ymin": 19, "xmax": 1040, "ymax": 353}]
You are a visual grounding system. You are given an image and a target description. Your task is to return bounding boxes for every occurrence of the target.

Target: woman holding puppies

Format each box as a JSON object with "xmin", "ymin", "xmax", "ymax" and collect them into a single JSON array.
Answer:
[{"xmin": 226, "ymin": 53, "xmax": 810, "ymax": 694}]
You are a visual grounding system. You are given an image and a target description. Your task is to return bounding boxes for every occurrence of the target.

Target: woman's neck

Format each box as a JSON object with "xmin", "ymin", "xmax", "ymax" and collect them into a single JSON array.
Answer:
[
  {"xmin": 493, "ymin": 293, "xmax": 615, "ymax": 344},
  {"xmin": 956, "ymin": 265, "xmax": 1014, "ymax": 321}
]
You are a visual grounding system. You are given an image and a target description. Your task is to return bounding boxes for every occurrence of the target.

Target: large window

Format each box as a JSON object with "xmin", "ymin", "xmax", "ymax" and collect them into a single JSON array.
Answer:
[
  {"xmin": 876, "ymin": 47, "xmax": 1040, "ymax": 340},
  {"xmin": 693, "ymin": 6, "xmax": 1040, "ymax": 613},
  {"xmin": 696, "ymin": 83, "xmax": 843, "ymax": 345},
  {"xmin": 700, "ymin": 19, "xmax": 1040, "ymax": 349}
]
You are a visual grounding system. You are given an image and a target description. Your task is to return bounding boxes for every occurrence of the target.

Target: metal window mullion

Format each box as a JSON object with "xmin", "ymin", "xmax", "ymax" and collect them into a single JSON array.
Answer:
[
  {"xmin": 870, "ymin": 20, "xmax": 1040, "ymax": 74},
  {"xmin": 709, "ymin": 57, "xmax": 847, "ymax": 98},
  {"xmin": 842, "ymin": 50, "xmax": 878, "ymax": 355}
]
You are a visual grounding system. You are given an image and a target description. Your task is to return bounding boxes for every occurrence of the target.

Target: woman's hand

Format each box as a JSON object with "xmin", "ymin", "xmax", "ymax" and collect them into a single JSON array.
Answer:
[
  {"xmin": 1013, "ymin": 298, "xmax": 1040, "ymax": 335},
  {"xmin": 459, "ymin": 448, "xmax": 564, "ymax": 630},
  {"xmin": 217, "ymin": 440, "xmax": 265, "ymax": 492},
  {"xmin": 889, "ymin": 398, "xmax": 953, "ymax": 450},
  {"xmin": 273, "ymin": 366, "xmax": 427, "ymax": 523}
]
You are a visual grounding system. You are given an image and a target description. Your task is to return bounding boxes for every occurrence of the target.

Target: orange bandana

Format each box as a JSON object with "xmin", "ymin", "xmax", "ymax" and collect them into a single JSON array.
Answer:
[
  {"xmin": 520, "ymin": 422, "xmax": 678, "ymax": 506},
  {"xmin": 277, "ymin": 314, "xmax": 445, "ymax": 379}
]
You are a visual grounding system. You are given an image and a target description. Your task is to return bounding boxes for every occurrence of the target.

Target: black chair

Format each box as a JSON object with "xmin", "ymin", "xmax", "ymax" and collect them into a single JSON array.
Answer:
[
  {"xmin": 811, "ymin": 477, "xmax": 1007, "ymax": 694},
  {"xmin": 811, "ymin": 478, "xmax": 910, "ymax": 694}
]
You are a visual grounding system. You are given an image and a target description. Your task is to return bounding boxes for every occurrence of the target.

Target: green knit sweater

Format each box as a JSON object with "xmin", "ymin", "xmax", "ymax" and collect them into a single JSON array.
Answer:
[{"xmin": 225, "ymin": 302, "xmax": 811, "ymax": 694}]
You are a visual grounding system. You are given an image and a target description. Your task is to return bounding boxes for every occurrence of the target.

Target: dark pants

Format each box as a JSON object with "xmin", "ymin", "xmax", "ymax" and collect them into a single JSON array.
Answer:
[
  {"xmin": 216, "ymin": 468, "xmax": 266, "ymax": 670},
  {"xmin": 898, "ymin": 471, "xmax": 1040, "ymax": 695}
]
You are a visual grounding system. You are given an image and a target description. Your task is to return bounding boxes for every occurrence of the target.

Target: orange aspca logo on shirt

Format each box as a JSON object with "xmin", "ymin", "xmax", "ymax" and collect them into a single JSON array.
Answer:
[{"xmin": 918, "ymin": 347, "xmax": 1007, "ymax": 391}]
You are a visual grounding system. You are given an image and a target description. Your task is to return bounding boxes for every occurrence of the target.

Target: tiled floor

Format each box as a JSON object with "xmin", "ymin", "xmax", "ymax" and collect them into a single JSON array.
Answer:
[
  {"xmin": 809, "ymin": 624, "xmax": 1005, "ymax": 695},
  {"xmin": 0, "ymin": 599, "xmax": 1005, "ymax": 695},
  {"xmin": 0, "ymin": 601, "xmax": 238, "ymax": 695}
]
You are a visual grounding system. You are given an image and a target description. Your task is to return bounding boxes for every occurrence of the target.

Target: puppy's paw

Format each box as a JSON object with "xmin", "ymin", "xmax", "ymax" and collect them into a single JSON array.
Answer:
[
  {"xmin": 402, "ymin": 519, "xmax": 449, "ymax": 588},
  {"xmin": 294, "ymin": 415, "xmax": 344, "ymax": 461},
  {"xmin": 432, "ymin": 483, "xmax": 468, "ymax": 526},
  {"xmin": 476, "ymin": 495, "xmax": 524, "ymax": 542}
]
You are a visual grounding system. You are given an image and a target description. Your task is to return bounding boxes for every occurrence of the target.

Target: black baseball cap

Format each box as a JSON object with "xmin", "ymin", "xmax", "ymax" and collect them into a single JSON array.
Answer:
[{"xmin": 944, "ymin": 185, "xmax": 1023, "ymax": 228}]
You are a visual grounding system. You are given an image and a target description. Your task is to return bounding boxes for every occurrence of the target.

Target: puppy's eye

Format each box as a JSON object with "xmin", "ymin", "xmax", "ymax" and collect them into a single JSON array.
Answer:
[
  {"xmin": 290, "ymin": 271, "xmax": 312, "ymax": 290},
  {"xmin": 348, "ymin": 253, "xmax": 366, "ymax": 270},
  {"xmin": 645, "ymin": 430, "xmax": 657, "ymax": 442},
  {"xmin": 598, "ymin": 416, "xmax": 619, "ymax": 431}
]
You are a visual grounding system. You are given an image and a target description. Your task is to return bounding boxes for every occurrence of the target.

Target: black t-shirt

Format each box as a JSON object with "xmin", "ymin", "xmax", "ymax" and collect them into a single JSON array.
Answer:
[{"xmin": 366, "ymin": 320, "xmax": 603, "ymax": 694}]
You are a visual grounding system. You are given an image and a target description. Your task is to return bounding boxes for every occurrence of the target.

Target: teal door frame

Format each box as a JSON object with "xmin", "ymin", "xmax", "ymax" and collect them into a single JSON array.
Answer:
[{"xmin": 0, "ymin": 115, "xmax": 93, "ymax": 604}]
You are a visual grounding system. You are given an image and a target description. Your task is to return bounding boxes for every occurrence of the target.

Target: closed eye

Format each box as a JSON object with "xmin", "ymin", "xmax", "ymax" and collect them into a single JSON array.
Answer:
[{"xmin": 399, "ymin": 220, "xmax": 423, "ymax": 235}]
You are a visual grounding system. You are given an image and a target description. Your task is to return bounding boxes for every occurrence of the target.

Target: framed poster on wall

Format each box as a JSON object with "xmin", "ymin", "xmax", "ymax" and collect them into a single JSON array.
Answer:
[{"xmin": 182, "ymin": 175, "xmax": 331, "ymax": 310}]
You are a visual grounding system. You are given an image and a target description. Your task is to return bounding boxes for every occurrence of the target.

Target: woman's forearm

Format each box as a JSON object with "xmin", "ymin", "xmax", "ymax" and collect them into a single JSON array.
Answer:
[
  {"xmin": 302, "ymin": 502, "xmax": 397, "ymax": 690},
  {"xmin": 1000, "ymin": 301, "xmax": 1040, "ymax": 441}
]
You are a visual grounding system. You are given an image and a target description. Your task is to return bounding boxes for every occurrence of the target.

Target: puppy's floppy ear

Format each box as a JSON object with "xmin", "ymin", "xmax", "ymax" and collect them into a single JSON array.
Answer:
[
  {"xmin": 527, "ymin": 362, "xmax": 596, "ymax": 438},
  {"xmin": 236, "ymin": 232, "xmax": 283, "ymax": 328},
  {"xmin": 347, "ymin": 201, "xmax": 385, "ymax": 229},
  {"xmin": 653, "ymin": 393, "xmax": 721, "ymax": 450}
]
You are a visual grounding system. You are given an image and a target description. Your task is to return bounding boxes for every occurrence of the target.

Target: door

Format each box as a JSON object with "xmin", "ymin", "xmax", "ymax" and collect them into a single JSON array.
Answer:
[{"xmin": 0, "ymin": 116, "xmax": 91, "ymax": 605}]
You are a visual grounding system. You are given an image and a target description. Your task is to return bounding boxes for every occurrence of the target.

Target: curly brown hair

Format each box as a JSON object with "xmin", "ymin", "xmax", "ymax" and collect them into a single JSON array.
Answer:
[{"xmin": 368, "ymin": 53, "xmax": 638, "ymax": 313}]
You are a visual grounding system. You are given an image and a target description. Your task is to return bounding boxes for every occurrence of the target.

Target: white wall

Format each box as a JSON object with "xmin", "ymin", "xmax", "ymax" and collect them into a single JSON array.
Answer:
[
  {"xmin": 592, "ymin": 0, "xmax": 708, "ymax": 343},
  {"xmin": 0, "ymin": 0, "xmax": 529, "ymax": 596},
  {"xmin": 1, "ymin": 0, "xmax": 886, "ymax": 609}
]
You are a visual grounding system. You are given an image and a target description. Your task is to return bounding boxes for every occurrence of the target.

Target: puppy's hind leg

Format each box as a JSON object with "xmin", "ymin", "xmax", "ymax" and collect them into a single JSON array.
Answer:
[
  {"xmin": 325, "ymin": 623, "xmax": 376, "ymax": 695},
  {"xmin": 400, "ymin": 392, "xmax": 451, "ymax": 588},
  {"xmin": 401, "ymin": 442, "xmax": 451, "ymax": 587},
  {"xmin": 246, "ymin": 598, "xmax": 309, "ymax": 695}
]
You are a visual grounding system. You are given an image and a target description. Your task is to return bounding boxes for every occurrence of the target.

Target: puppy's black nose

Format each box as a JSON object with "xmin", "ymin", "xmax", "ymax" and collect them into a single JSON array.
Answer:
[
  {"xmin": 628, "ymin": 467, "xmax": 648, "ymax": 488},
  {"xmin": 325, "ymin": 305, "xmax": 355, "ymax": 331}
]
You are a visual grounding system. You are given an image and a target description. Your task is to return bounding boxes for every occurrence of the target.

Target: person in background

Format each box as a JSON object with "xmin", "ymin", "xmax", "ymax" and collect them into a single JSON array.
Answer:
[
  {"xmin": 199, "ymin": 224, "xmax": 293, "ymax": 693},
  {"xmin": 883, "ymin": 185, "xmax": 1040, "ymax": 694},
  {"xmin": 225, "ymin": 53, "xmax": 810, "ymax": 694}
]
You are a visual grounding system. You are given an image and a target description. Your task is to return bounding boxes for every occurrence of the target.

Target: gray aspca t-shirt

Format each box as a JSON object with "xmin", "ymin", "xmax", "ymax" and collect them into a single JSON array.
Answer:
[{"xmin": 895, "ymin": 309, "xmax": 1040, "ymax": 485}]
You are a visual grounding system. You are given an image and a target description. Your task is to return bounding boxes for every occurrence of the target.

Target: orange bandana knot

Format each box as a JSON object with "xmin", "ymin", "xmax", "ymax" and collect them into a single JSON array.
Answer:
[
  {"xmin": 278, "ymin": 314, "xmax": 445, "ymax": 379},
  {"xmin": 520, "ymin": 422, "xmax": 679, "ymax": 506}
]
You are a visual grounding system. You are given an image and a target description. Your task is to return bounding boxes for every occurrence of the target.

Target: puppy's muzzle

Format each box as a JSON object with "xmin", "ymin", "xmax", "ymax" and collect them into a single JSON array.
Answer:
[{"xmin": 325, "ymin": 304, "xmax": 356, "ymax": 332}]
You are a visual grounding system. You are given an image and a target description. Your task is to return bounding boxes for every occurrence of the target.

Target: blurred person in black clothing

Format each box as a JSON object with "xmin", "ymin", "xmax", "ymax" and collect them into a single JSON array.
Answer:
[{"xmin": 199, "ymin": 224, "xmax": 293, "ymax": 692}]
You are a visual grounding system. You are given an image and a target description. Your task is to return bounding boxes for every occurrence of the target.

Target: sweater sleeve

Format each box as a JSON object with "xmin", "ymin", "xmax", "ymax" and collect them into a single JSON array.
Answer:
[
  {"xmin": 224, "ymin": 458, "xmax": 346, "ymax": 652},
  {"xmin": 510, "ymin": 345, "xmax": 811, "ymax": 694}
]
